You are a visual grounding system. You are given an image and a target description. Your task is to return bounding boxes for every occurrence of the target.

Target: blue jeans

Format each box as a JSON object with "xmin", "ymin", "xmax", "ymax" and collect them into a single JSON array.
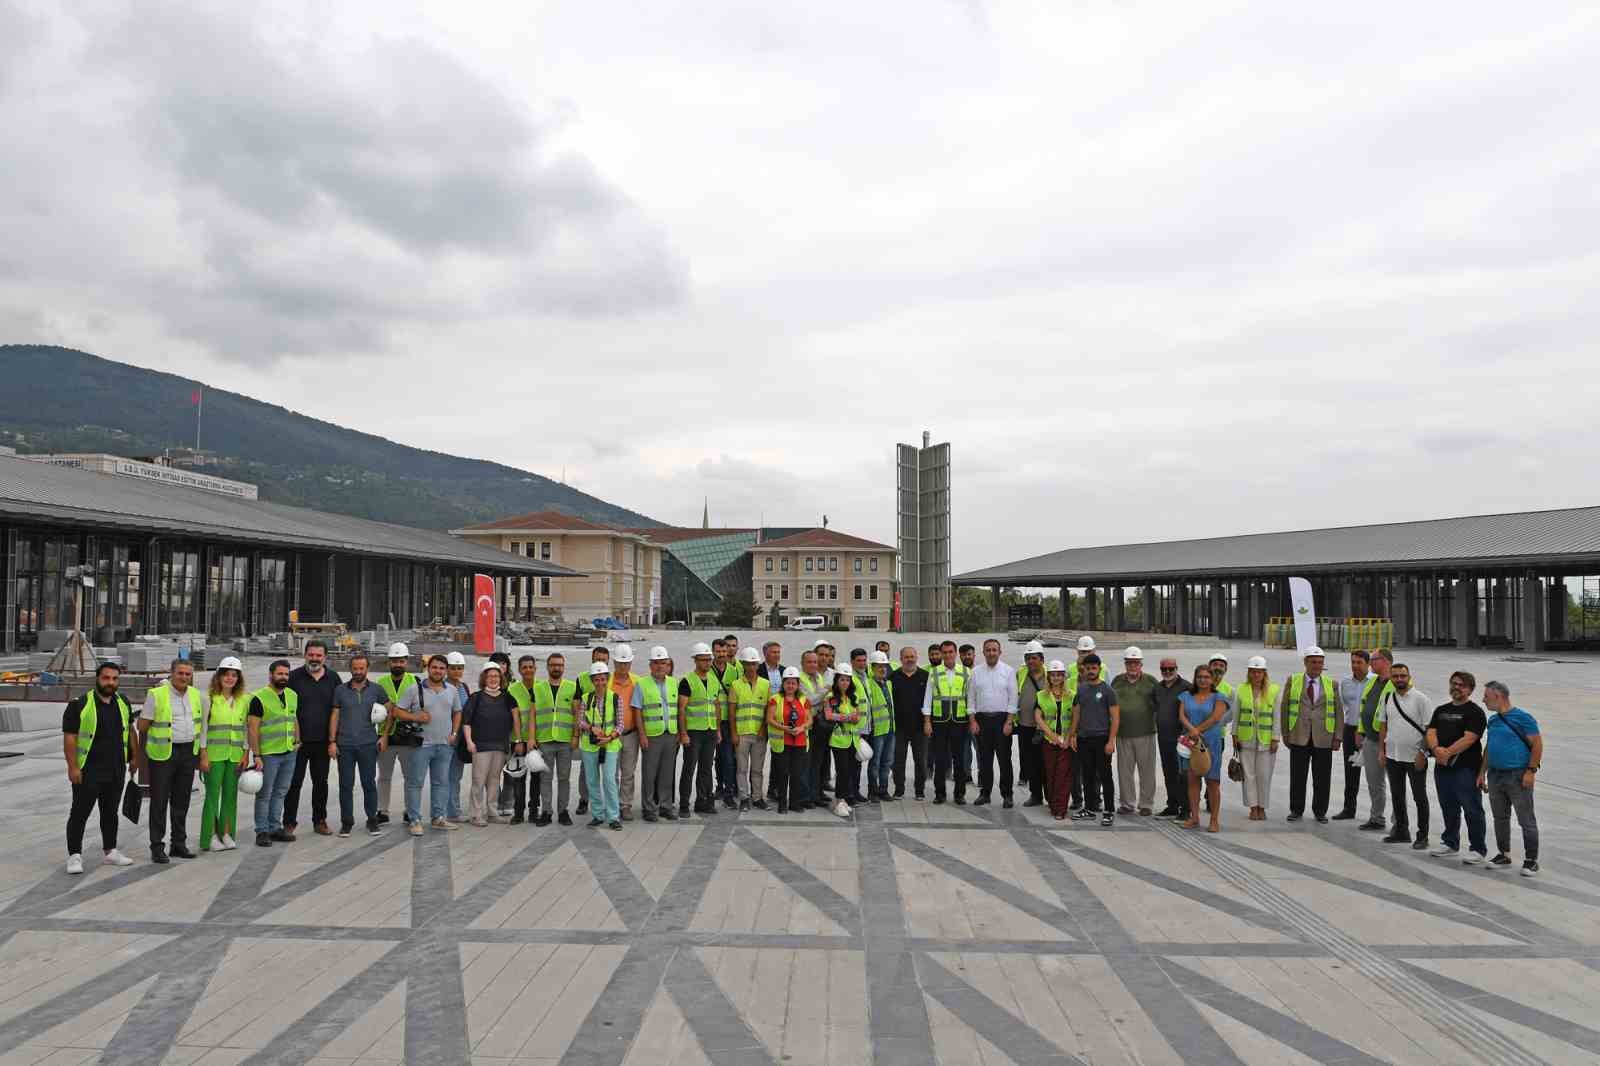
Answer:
[
  {"xmin": 254, "ymin": 751, "xmax": 295, "ymax": 833},
  {"xmin": 447, "ymin": 753, "xmax": 466, "ymax": 819},
  {"xmin": 1435, "ymin": 762, "xmax": 1487, "ymax": 854},
  {"xmin": 581, "ymin": 746, "xmax": 621, "ymax": 822},
  {"xmin": 868, "ymin": 732, "xmax": 895, "ymax": 794},
  {"xmin": 406, "ymin": 743, "xmax": 453, "ymax": 823},
  {"xmin": 337, "ymin": 745, "xmax": 379, "ymax": 828}
]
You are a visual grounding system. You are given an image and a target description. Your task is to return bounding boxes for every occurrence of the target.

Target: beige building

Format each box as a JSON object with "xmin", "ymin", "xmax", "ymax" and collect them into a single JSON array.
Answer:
[
  {"xmin": 750, "ymin": 529, "xmax": 898, "ymax": 630},
  {"xmin": 450, "ymin": 510, "xmax": 662, "ymax": 625}
]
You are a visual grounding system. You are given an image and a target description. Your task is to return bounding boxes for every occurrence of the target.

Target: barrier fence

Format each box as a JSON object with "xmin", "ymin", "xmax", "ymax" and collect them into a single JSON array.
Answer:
[{"xmin": 1263, "ymin": 617, "xmax": 1394, "ymax": 651}]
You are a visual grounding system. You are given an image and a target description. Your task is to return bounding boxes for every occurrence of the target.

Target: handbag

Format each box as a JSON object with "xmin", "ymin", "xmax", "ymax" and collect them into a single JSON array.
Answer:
[
  {"xmin": 121, "ymin": 777, "xmax": 144, "ymax": 823},
  {"xmin": 1189, "ymin": 736, "xmax": 1212, "ymax": 777},
  {"xmin": 1226, "ymin": 755, "xmax": 1243, "ymax": 782}
]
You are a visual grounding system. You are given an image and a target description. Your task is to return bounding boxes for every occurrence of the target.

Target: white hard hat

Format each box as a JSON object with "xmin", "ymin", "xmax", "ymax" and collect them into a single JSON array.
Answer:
[
  {"xmin": 1076, "ymin": 636, "xmax": 1096, "ymax": 652},
  {"xmin": 1247, "ymin": 655, "xmax": 1268, "ymax": 670},
  {"xmin": 691, "ymin": 642, "xmax": 712, "ymax": 657},
  {"xmin": 1024, "ymin": 640, "xmax": 1045, "ymax": 657},
  {"xmin": 502, "ymin": 754, "xmax": 528, "ymax": 779},
  {"xmin": 216, "ymin": 656, "xmax": 243, "ymax": 672},
  {"xmin": 1123, "ymin": 646, "xmax": 1143, "ymax": 660},
  {"xmin": 782, "ymin": 666, "xmax": 801, "ymax": 680},
  {"xmin": 369, "ymin": 703, "xmax": 388, "ymax": 725},
  {"xmin": 613, "ymin": 644, "xmax": 635, "ymax": 663},
  {"xmin": 1210, "ymin": 651, "xmax": 1229, "ymax": 663},
  {"xmin": 812, "ymin": 638, "xmax": 834, "ymax": 650},
  {"xmin": 868, "ymin": 650, "xmax": 890, "ymax": 666},
  {"xmin": 589, "ymin": 661, "xmax": 612, "ymax": 676},
  {"xmin": 649, "ymin": 645, "xmax": 670, "ymax": 661},
  {"xmin": 738, "ymin": 646, "xmax": 761, "ymax": 663},
  {"xmin": 238, "ymin": 769, "xmax": 264, "ymax": 795},
  {"xmin": 526, "ymin": 748, "xmax": 549, "ymax": 775},
  {"xmin": 1303, "ymin": 645, "xmax": 1326, "ymax": 658},
  {"xmin": 387, "ymin": 642, "xmax": 409, "ymax": 659},
  {"xmin": 1047, "ymin": 660, "xmax": 1067, "ymax": 674},
  {"xmin": 446, "ymin": 651, "xmax": 467, "ymax": 666}
]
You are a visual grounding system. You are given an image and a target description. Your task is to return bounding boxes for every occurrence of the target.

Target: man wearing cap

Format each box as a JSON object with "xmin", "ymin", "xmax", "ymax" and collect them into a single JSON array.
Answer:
[
  {"xmin": 284, "ymin": 639, "xmax": 341, "ymax": 837},
  {"xmin": 891, "ymin": 647, "xmax": 930, "ymax": 799},
  {"xmin": 1015, "ymin": 641, "xmax": 1048, "ymax": 807},
  {"xmin": 1112, "ymin": 647, "xmax": 1160, "ymax": 816},
  {"xmin": 633, "ymin": 647, "xmax": 678, "ymax": 821},
  {"xmin": 1153, "ymin": 657, "xmax": 1192, "ymax": 819},
  {"xmin": 677, "ymin": 643, "xmax": 724, "ymax": 815},
  {"xmin": 1279, "ymin": 646, "xmax": 1342, "ymax": 824},
  {"xmin": 608, "ymin": 645, "xmax": 642, "ymax": 820},
  {"xmin": 727, "ymin": 646, "xmax": 771, "ymax": 811},
  {"xmin": 922, "ymin": 640, "xmax": 972, "ymax": 805},
  {"xmin": 865, "ymin": 650, "xmax": 896, "ymax": 801},
  {"xmin": 967, "ymin": 639, "xmax": 1018, "ymax": 808},
  {"xmin": 374, "ymin": 643, "xmax": 418, "ymax": 825},
  {"xmin": 329, "ymin": 651, "xmax": 386, "ymax": 836}
]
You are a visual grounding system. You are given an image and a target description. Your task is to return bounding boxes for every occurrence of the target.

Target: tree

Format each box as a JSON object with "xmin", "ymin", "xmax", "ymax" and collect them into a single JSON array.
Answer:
[{"xmin": 717, "ymin": 591, "xmax": 758, "ymax": 628}]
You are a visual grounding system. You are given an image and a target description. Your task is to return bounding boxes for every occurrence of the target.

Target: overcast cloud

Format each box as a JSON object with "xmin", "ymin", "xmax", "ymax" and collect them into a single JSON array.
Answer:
[{"xmin": 3, "ymin": 1, "xmax": 1597, "ymax": 573}]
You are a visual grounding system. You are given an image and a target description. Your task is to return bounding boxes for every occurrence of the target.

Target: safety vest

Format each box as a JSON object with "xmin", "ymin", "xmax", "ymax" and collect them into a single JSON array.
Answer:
[
  {"xmin": 1036, "ymin": 689, "xmax": 1071, "ymax": 735},
  {"xmin": 253, "ymin": 686, "xmax": 299, "ymax": 756},
  {"xmin": 798, "ymin": 672, "xmax": 828, "ymax": 712},
  {"xmin": 681, "ymin": 672, "xmax": 721, "ymax": 731},
  {"xmin": 634, "ymin": 674, "xmax": 678, "ymax": 737},
  {"xmin": 1285, "ymin": 673, "xmax": 1337, "ymax": 735},
  {"xmin": 1354, "ymin": 675, "xmax": 1395, "ymax": 735},
  {"xmin": 828, "ymin": 693, "xmax": 866, "ymax": 747},
  {"xmin": 579, "ymin": 689, "xmax": 622, "ymax": 753},
  {"xmin": 728, "ymin": 675, "xmax": 771, "ymax": 736},
  {"xmin": 867, "ymin": 675, "xmax": 893, "ymax": 736},
  {"xmin": 927, "ymin": 665, "xmax": 970, "ymax": 722},
  {"xmin": 73, "ymin": 693, "xmax": 131, "ymax": 770},
  {"xmin": 1234, "ymin": 683, "xmax": 1281, "ymax": 747},
  {"xmin": 768, "ymin": 695, "xmax": 810, "ymax": 753},
  {"xmin": 721, "ymin": 663, "xmax": 741, "ymax": 692},
  {"xmin": 145, "ymin": 683, "xmax": 205, "ymax": 762},
  {"xmin": 202, "ymin": 691, "xmax": 251, "ymax": 762},
  {"xmin": 376, "ymin": 672, "xmax": 417, "ymax": 737}
]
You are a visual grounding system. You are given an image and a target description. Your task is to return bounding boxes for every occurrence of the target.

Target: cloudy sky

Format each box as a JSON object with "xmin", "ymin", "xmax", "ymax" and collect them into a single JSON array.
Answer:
[{"xmin": 4, "ymin": 1, "xmax": 1597, "ymax": 572}]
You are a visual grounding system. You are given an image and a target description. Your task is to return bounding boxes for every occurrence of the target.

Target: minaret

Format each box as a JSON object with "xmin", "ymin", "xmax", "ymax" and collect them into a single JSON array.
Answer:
[{"xmin": 702, "ymin": 497, "xmax": 709, "ymax": 529}]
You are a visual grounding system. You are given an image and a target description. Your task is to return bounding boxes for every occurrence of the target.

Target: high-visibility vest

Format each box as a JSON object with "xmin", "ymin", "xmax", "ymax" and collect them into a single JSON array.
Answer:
[
  {"xmin": 828, "ymin": 693, "xmax": 866, "ymax": 747},
  {"xmin": 509, "ymin": 678, "xmax": 574, "ymax": 744},
  {"xmin": 73, "ymin": 694, "xmax": 131, "ymax": 770},
  {"xmin": 145, "ymin": 683, "xmax": 204, "ymax": 762},
  {"xmin": 634, "ymin": 674, "xmax": 678, "ymax": 737},
  {"xmin": 867, "ymin": 676, "xmax": 893, "ymax": 736},
  {"xmin": 928, "ymin": 665, "xmax": 970, "ymax": 722},
  {"xmin": 202, "ymin": 691, "xmax": 250, "ymax": 762},
  {"xmin": 681, "ymin": 672, "xmax": 721, "ymax": 731},
  {"xmin": 728, "ymin": 675, "xmax": 771, "ymax": 736},
  {"xmin": 1354, "ymin": 675, "xmax": 1394, "ymax": 735},
  {"xmin": 1234, "ymin": 683, "xmax": 1281, "ymax": 747},
  {"xmin": 798, "ymin": 672, "xmax": 828, "ymax": 714},
  {"xmin": 579, "ymin": 690, "xmax": 622, "ymax": 754},
  {"xmin": 721, "ymin": 663, "xmax": 742, "ymax": 691},
  {"xmin": 1285, "ymin": 673, "xmax": 1337, "ymax": 735},
  {"xmin": 768, "ymin": 695, "xmax": 810, "ymax": 753},
  {"xmin": 1036, "ymin": 689, "xmax": 1071, "ymax": 735},
  {"xmin": 253, "ymin": 686, "xmax": 299, "ymax": 756},
  {"xmin": 376, "ymin": 672, "xmax": 417, "ymax": 737}
]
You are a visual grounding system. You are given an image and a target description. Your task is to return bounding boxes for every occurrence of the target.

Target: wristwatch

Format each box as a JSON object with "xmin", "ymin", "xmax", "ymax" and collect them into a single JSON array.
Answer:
[{"xmin": 1527, "ymin": 765, "xmax": 1539, "ymax": 773}]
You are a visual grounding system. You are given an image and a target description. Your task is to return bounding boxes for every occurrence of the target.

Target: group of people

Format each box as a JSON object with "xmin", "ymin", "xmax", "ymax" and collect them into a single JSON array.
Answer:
[{"xmin": 59, "ymin": 634, "xmax": 1545, "ymax": 879}]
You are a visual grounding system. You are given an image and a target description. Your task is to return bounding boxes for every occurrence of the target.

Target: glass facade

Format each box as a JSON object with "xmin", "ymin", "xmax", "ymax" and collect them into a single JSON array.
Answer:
[
  {"xmin": 207, "ymin": 551, "xmax": 250, "ymax": 638},
  {"xmin": 158, "ymin": 545, "xmax": 202, "ymax": 633}
]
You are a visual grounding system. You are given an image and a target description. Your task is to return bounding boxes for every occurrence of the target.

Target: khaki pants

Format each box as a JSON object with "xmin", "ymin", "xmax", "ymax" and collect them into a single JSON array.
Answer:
[
  {"xmin": 1115, "ymin": 734, "xmax": 1157, "ymax": 810},
  {"xmin": 470, "ymin": 750, "xmax": 507, "ymax": 823},
  {"xmin": 1239, "ymin": 746, "xmax": 1277, "ymax": 808},
  {"xmin": 735, "ymin": 733, "xmax": 766, "ymax": 799},
  {"xmin": 616, "ymin": 732, "xmax": 641, "ymax": 817}
]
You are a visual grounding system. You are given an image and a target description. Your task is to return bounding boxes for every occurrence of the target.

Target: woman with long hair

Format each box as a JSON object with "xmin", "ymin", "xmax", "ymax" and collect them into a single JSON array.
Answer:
[
  {"xmin": 767, "ymin": 668, "xmax": 812, "ymax": 814},
  {"xmin": 1035, "ymin": 661, "xmax": 1074, "ymax": 820},
  {"xmin": 1180, "ymin": 665, "xmax": 1229, "ymax": 833},
  {"xmin": 198, "ymin": 657, "xmax": 250, "ymax": 851},
  {"xmin": 825, "ymin": 669, "xmax": 866, "ymax": 814},
  {"xmin": 1233, "ymin": 656, "xmax": 1281, "ymax": 821}
]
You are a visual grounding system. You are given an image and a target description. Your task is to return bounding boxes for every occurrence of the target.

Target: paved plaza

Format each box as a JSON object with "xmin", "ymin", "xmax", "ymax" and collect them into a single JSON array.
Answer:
[{"xmin": 1, "ymin": 642, "xmax": 1598, "ymax": 1065}]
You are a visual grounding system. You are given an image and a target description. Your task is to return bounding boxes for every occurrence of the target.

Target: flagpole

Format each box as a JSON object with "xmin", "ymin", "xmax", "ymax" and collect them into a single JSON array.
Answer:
[{"xmin": 195, "ymin": 390, "xmax": 202, "ymax": 451}]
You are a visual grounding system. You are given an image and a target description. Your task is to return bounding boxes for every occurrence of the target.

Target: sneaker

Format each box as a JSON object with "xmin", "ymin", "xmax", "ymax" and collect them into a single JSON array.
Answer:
[
  {"xmin": 409, "ymin": 822, "xmax": 424, "ymax": 836},
  {"xmin": 169, "ymin": 845, "xmax": 197, "ymax": 859},
  {"xmin": 103, "ymin": 849, "xmax": 134, "ymax": 867},
  {"xmin": 559, "ymin": 811, "xmax": 573, "ymax": 826},
  {"xmin": 588, "ymin": 818, "xmax": 605, "ymax": 828},
  {"xmin": 1359, "ymin": 820, "xmax": 1386, "ymax": 831},
  {"xmin": 338, "ymin": 824, "xmax": 353, "ymax": 838},
  {"xmin": 255, "ymin": 833, "xmax": 272, "ymax": 847},
  {"xmin": 1072, "ymin": 809, "xmax": 1094, "ymax": 821},
  {"xmin": 1429, "ymin": 844, "xmax": 1459, "ymax": 858},
  {"xmin": 608, "ymin": 820, "xmax": 622, "ymax": 831},
  {"xmin": 1463, "ymin": 852, "xmax": 1486, "ymax": 866},
  {"xmin": 367, "ymin": 821, "xmax": 384, "ymax": 836},
  {"xmin": 833, "ymin": 800, "xmax": 852, "ymax": 818},
  {"xmin": 952, "ymin": 795, "xmax": 967, "ymax": 806},
  {"xmin": 1116, "ymin": 804, "xmax": 1135, "ymax": 815},
  {"xmin": 497, "ymin": 807, "xmax": 512, "ymax": 818},
  {"xmin": 376, "ymin": 812, "xmax": 390, "ymax": 824},
  {"xmin": 1138, "ymin": 808, "xmax": 1153, "ymax": 817},
  {"xmin": 1286, "ymin": 812, "xmax": 1303, "ymax": 822},
  {"xmin": 1381, "ymin": 832, "xmax": 1409, "ymax": 844},
  {"xmin": 576, "ymin": 801, "xmax": 589, "ymax": 815},
  {"xmin": 1157, "ymin": 805, "xmax": 1178, "ymax": 818},
  {"xmin": 536, "ymin": 813, "xmax": 553, "ymax": 827},
  {"xmin": 658, "ymin": 809, "xmax": 677, "ymax": 821},
  {"xmin": 1411, "ymin": 837, "xmax": 1429, "ymax": 851},
  {"xmin": 1521, "ymin": 860, "xmax": 1540, "ymax": 877},
  {"xmin": 973, "ymin": 794, "xmax": 990, "ymax": 806},
  {"xmin": 1100, "ymin": 812, "xmax": 1114, "ymax": 826},
  {"xmin": 753, "ymin": 800, "xmax": 769, "ymax": 811},
  {"xmin": 643, "ymin": 812, "xmax": 659, "ymax": 823},
  {"xmin": 739, "ymin": 798, "xmax": 751, "ymax": 812},
  {"xmin": 219, "ymin": 834, "xmax": 237, "ymax": 851},
  {"xmin": 66, "ymin": 854, "xmax": 84, "ymax": 875},
  {"xmin": 432, "ymin": 817, "xmax": 459, "ymax": 831},
  {"xmin": 1488, "ymin": 853, "xmax": 1512, "ymax": 868},
  {"xmin": 510, "ymin": 814, "xmax": 524, "ymax": 825},
  {"xmin": 470, "ymin": 818, "xmax": 488, "ymax": 828},
  {"xmin": 932, "ymin": 795, "xmax": 946, "ymax": 805},
  {"xmin": 1002, "ymin": 798, "xmax": 1014, "ymax": 810},
  {"xmin": 1331, "ymin": 810, "xmax": 1357, "ymax": 821}
]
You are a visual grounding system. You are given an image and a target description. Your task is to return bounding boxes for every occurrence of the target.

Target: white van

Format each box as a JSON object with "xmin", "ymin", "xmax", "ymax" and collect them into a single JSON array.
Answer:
[{"xmin": 784, "ymin": 615, "xmax": 827, "ymax": 631}]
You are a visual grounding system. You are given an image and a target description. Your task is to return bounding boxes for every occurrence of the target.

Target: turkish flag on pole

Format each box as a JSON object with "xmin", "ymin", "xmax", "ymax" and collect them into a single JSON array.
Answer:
[
  {"xmin": 191, "ymin": 389, "xmax": 202, "ymax": 405},
  {"xmin": 473, "ymin": 574, "xmax": 496, "ymax": 654}
]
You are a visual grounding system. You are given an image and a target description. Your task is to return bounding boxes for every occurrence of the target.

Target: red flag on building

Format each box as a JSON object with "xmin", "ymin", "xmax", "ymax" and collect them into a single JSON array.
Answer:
[
  {"xmin": 191, "ymin": 389, "xmax": 202, "ymax": 405},
  {"xmin": 473, "ymin": 574, "xmax": 496, "ymax": 654}
]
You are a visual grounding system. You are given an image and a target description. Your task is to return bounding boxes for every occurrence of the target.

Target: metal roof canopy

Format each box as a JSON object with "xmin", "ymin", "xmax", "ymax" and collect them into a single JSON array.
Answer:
[
  {"xmin": 0, "ymin": 455, "xmax": 581, "ymax": 577},
  {"xmin": 952, "ymin": 505, "xmax": 1600, "ymax": 586}
]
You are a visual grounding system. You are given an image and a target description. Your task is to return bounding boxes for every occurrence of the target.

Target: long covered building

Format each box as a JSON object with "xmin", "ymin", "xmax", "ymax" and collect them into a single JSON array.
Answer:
[
  {"xmin": 0, "ymin": 453, "xmax": 575, "ymax": 650},
  {"xmin": 952, "ymin": 505, "xmax": 1600, "ymax": 651}
]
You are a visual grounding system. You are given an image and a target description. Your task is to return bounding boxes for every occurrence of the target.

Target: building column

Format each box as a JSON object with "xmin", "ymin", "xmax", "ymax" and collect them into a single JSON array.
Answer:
[
  {"xmin": 1210, "ymin": 584, "xmax": 1225, "ymax": 638},
  {"xmin": 1521, "ymin": 575, "xmax": 1545, "ymax": 652},
  {"xmin": 1452, "ymin": 574, "xmax": 1474, "ymax": 649},
  {"xmin": 1111, "ymin": 588, "xmax": 1125, "ymax": 631},
  {"xmin": 1391, "ymin": 578, "xmax": 1411, "ymax": 648},
  {"xmin": 1248, "ymin": 584, "xmax": 1263, "ymax": 641},
  {"xmin": 1059, "ymin": 586, "xmax": 1071, "ymax": 629},
  {"xmin": 1141, "ymin": 586, "xmax": 1154, "ymax": 633},
  {"xmin": 1085, "ymin": 587, "xmax": 1098, "ymax": 630},
  {"xmin": 1174, "ymin": 583, "xmax": 1188, "ymax": 635},
  {"xmin": 990, "ymin": 586, "xmax": 1005, "ymax": 631}
]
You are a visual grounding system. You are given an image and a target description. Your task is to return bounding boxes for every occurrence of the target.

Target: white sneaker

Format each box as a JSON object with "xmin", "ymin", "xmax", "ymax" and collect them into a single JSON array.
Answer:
[
  {"xmin": 103, "ymin": 849, "xmax": 134, "ymax": 866},
  {"xmin": 66, "ymin": 854, "xmax": 84, "ymax": 875},
  {"xmin": 833, "ymin": 799, "xmax": 852, "ymax": 818},
  {"xmin": 1429, "ymin": 844, "xmax": 1459, "ymax": 858},
  {"xmin": 220, "ymin": 834, "xmax": 237, "ymax": 851},
  {"xmin": 1462, "ymin": 852, "xmax": 1485, "ymax": 866}
]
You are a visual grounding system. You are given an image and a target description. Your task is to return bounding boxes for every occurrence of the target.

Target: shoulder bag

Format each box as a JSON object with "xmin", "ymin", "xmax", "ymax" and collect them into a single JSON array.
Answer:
[{"xmin": 1385, "ymin": 692, "xmax": 1428, "ymax": 770}]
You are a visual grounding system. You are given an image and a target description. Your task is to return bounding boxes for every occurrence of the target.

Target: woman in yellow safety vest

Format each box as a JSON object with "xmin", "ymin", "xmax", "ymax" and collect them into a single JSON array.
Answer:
[
  {"xmin": 824, "ymin": 669, "xmax": 866, "ymax": 813},
  {"xmin": 1232, "ymin": 656, "xmax": 1281, "ymax": 822},
  {"xmin": 767, "ymin": 668, "xmax": 812, "ymax": 814},
  {"xmin": 199, "ymin": 656, "xmax": 251, "ymax": 852},
  {"xmin": 1035, "ymin": 661, "xmax": 1074, "ymax": 820}
]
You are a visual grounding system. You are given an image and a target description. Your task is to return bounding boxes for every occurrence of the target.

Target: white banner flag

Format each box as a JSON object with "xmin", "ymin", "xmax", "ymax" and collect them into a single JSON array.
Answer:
[{"xmin": 1287, "ymin": 577, "xmax": 1318, "ymax": 652}]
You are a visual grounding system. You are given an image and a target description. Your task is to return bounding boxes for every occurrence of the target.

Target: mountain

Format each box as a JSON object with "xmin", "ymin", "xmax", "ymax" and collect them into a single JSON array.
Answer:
[{"xmin": 0, "ymin": 345, "xmax": 658, "ymax": 530}]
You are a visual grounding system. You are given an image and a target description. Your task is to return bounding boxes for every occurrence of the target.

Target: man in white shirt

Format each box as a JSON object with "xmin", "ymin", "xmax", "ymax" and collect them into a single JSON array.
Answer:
[
  {"xmin": 966, "ymin": 639, "xmax": 1019, "ymax": 808},
  {"xmin": 1378, "ymin": 663, "xmax": 1432, "ymax": 851}
]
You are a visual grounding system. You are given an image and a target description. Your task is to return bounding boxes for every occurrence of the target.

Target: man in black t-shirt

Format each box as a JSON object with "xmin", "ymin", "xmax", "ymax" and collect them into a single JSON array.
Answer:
[
  {"xmin": 1426, "ymin": 672, "xmax": 1489, "ymax": 862},
  {"xmin": 284, "ymin": 640, "xmax": 342, "ymax": 836},
  {"xmin": 61, "ymin": 663, "xmax": 138, "ymax": 873}
]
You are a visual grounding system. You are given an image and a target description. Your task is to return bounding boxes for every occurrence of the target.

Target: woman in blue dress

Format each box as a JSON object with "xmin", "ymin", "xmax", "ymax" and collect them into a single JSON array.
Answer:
[{"xmin": 1179, "ymin": 664, "xmax": 1230, "ymax": 833}]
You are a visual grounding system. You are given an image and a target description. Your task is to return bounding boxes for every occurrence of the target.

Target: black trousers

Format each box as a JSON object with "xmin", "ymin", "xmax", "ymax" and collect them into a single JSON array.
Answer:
[
  {"xmin": 893, "ymin": 723, "xmax": 928, "ymax": 796},
  {"xmin": 929, "ymin": 720, "xmax": 970, "ymax": 799},
  {"xmin": 1016, "ymin": 724, "xmax": 1042, "ymax": 801},
  {"xmin": 67, "ymin": 769, "xmax": 124, "ymax": 854},
  {"xmin": 679, "ymin": 729, "xmax": 718, "ymax": 808},
  {"xmin": 770, "ymin": 746, "xmax": 806, "ymax": 808},
  {"xmin": 1287, "ymin": 743, "xmax": 1333, "ymax": 817},
  {"xmin": 147, "ymin": 741, "xmax": 196, "ymax": 849},
  {"xmin": 808, "ymin": 722, "xmax": 835, "ymax": 800},
  {"xmin": 283, "ymin": 744, "xmax": 331, "ymax": 828},
  {"xmin": 1387, "ymin": 758, "xmax": 1430, "ymax": 839},
  {"xmin": 832, "ymin": 745, "xmax": 861, "ymax": 803},
  {"xmin": 974, "ymin": 715, "xmax": 1014, "ymax": 799},
  {"xmin": 1156, "ymin": 717, "xmax": 1184, "ymax": 812},
  {"xmin": 498, "ymin": 769, "xmax": 540, "ymax": 817},
  {"xmin": 1339, "ymin": 724, "xmax": 1362, "ymax": 815},
  {"xmin": 1077, "ymin": 735, "xmax": 1113, "ymax": 812}
]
